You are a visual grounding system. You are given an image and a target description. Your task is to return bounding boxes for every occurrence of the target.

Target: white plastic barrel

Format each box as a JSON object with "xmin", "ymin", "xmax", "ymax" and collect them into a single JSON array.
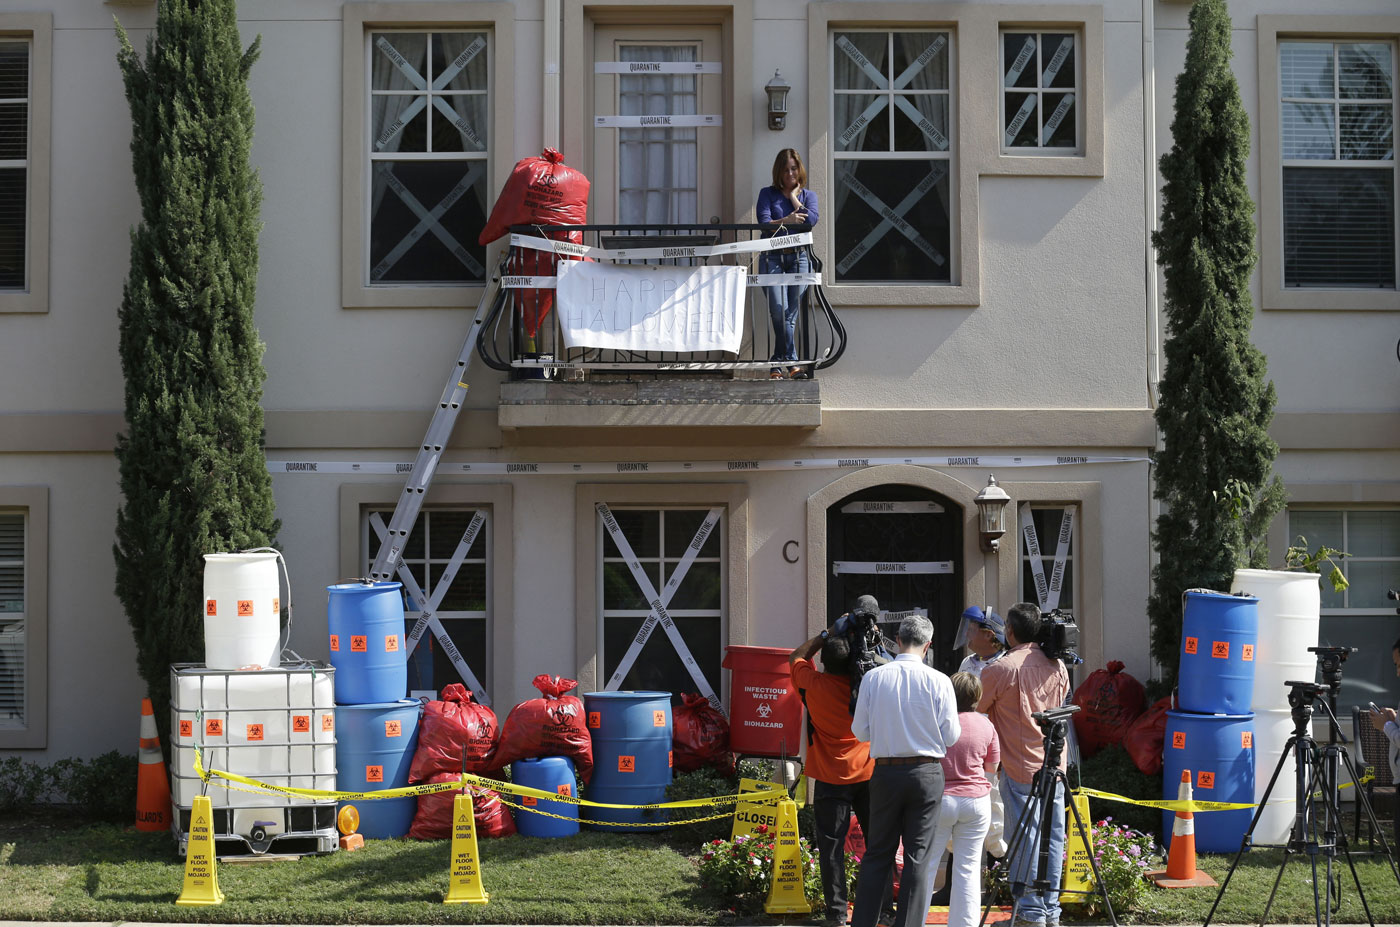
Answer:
[
  {"xmin": 1250, "ymin": 707, "xmax": 1298, "ymax": 845},
  {"xmin": 1231, "ymin": 569, "xmax": 1320, "ymax": 711},
  {"xmin": 204, "ymin": 552, "xmax": 282, "ymax": 670}
]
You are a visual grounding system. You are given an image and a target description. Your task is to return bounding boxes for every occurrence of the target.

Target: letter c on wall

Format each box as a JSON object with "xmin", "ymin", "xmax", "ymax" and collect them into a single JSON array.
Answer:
[{"xmin": 783, "ymin": 540, "xmax": 800, "ymax": 564}]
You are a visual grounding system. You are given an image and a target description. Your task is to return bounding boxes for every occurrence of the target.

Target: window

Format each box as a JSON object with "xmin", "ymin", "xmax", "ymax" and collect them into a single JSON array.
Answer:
[
  {"xmin": 1280, "ymin": 40, "xmax": 1396, "ymax": 289},
  {"xmin": 1001, "ymin": 31, "xmax": 1079, "ymax": 153},
  {"xmin": 0, "ymin": 14, "xmax": 48, "ymax": 314},
  {"xmin": 1018, "ymin": 504, "xmax": 1077, "ymax": 612},
  {"xmin": 598, "ymin": 508, "xmax": 724, "ymax": 697},
  {"xmin": 1288, "ymin": 509, "xmax": 1400, "ymax": 709},
  {"xmin": 0, "ymin": 512, "xmax": 23, "ymax": 725},
  {"xmin": 831, "ymin": 30, "xmax": 953, "ymax": 284},
  {"xmin": 0, "ymin": 486, "xmax": 44, "ymax": 748},
  {"xmin": 363, "ymin": 507, "xmax": 489, "ymax": 699}
]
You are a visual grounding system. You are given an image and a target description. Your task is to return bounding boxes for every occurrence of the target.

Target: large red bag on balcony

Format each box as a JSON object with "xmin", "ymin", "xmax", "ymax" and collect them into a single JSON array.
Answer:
[
  {"xmin": 489, "ymin": 674, "xmax": 593, "ymax": 783},
  {"xmin": 672, "ymin": 693, "xmax": 733, "ymax": 774},
  {"xmin": 1122, "ymin": 696, "xmax": 1172, "ymax": 776},
  {"xmin": 407, "ymin": 773, "xmax": 517, "ymax": 840},
  {"xmin": 478, "ymin": 149, "xmax": 590, "ymax": 337},
  {"xmin": 1070, "ymin": 661, "xmax": 1147, "ymax": 758},
  {"xmin": 408, "ymin": 684, "xmax": 499, "ymax": 783}
]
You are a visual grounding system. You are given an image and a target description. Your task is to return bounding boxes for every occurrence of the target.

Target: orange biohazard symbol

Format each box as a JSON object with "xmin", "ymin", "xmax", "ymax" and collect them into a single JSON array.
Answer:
[
  {"xmin": 618, "ymin": 755, "xmax": 636, "ymax": 773},
  {"xmin": 237, "ymin": 600, "xmax": 254, "ymax": 617},
  {"xmin": 247, "ymin": 723, "xmax": 264, "ymax": 742},
  {"xmin": 669, "ymin": 750, "xmax": 674, "ymax": 768},
  {"xmin": 1172, "ymin": 731, "xmax": 1186, "ymax": 749},
  {"xmin": 322, "ymin": 714, "xmax": 335, "ymax": 732},
  {"xmin": 1211, "ymin": 640, "xmax": 1230, "ymax": 659},
  {"xmin": 351, "ymin": 635, "xmax": 368, "ymax": 652},
  {"xmin": 366, "ymin": 765, "xmax": 384, "ymax": 783},
  {"xmin": 205, "ymin": 599, "xmax": 217, "ymax": 617},
  {"xmin": 523, "ymin": 795, "xmax": 538, "ymax": 806},
  {"xmin": 293, "ymin": 715, "xmax": 311, "ymax": 733},
  {"xmin": 588, "ymin": 711, "xmax": 602, "ymax": 729},
  {"xmin": 273, "ymin": 597, "xmax": 280, "ymax": 613},
  {"xmin": 329, "ymin": 634, "xmax": 340, "ymax": 652},
  {"xmin": 385, "ymin": 634, "xmax": 400, "ymax": 653},
  {"xmin": 385, "ymin": 720, "xmax": 402, "ymax": 737},
  {"xmin": 557, "ymin": 784, "xmax": 572, "ymax": 797},
  {"xmin": 1184, "ymin": 636, "xmax": 1198, "ymax": 655},
  {"xmin": 1197, "ymin": 771, "xmax": 1215, "ymax": 789},
  {"xmin": 206, "ymin": 719, "xmax": 224, "ymax": 737},
  {"xmin": 179, "ymin": 720, "xmax": 193, "ymax": 738},
  {"xmin": 653, "ymin": 710, "xmax": 666, "ymax": 727},
  {"xmin": 1241, "ymin": 644, "xmax": 1254, "ymax": 662},
  {"xmin": 1242, "ymin": 731, "xmax": 1253, "ymax": 749}
]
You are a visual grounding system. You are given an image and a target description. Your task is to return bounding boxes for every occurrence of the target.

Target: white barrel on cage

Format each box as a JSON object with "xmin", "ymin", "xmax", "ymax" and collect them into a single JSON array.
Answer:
[
  {"xmin": 204, "ymin": 552, "xmax": 282, "ymax": 670},
  {"xmin": 1232, "ymin": 568, "xmax": 1320, "ymax": 711},
  {"xmin": 1249, "ymin": 707, "xmax": 1298, "ymax": 845}
]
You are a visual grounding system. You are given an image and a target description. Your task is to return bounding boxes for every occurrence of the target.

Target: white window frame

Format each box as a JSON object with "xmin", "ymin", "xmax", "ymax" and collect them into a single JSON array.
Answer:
[
  {"xmin": 1288, "ymin": 508, "xmax": 1400, "ymax": 612},
  {"xmin": 999, "ymin": 29, "xmax": 1082, "ymax": 155},
  {"xmin": 0, "ymin": 14, "xmax": 49, "ymax": 315},
  {"xmin": 1018, "ymin": 502, "xmax": 1079, "ymax": 612},
  {"xmin": 341, "ymin": 3, "xmax": 513, "ymax": 310},
  {"xmin": 0, "ymin": 486, "xmax": 46, "ymax": 749},
  {"xmin": 1258, "ymin": 16, "xmax": 1400, "ymax": 311}
]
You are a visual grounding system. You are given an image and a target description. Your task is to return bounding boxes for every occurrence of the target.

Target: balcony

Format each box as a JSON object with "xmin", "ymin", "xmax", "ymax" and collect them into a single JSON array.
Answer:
[{"xmin": 478, "ymin": 224, "xmax": 845, "ymax": 430}]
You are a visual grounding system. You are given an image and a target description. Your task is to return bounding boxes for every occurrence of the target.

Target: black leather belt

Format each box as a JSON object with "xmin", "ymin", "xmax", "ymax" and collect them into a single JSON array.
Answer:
[{"xmin": 874, "ymin": 756, "xmax": 939, "ymax": 766}]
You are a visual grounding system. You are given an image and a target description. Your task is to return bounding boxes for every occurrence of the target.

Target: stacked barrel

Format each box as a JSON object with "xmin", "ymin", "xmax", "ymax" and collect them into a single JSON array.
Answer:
[
  {"xmin": 582, "ymin": 691, "xmax": 674, "ymax": 832},
  {"xmin": 327, "ymin": 581, "xmax": 421, "ymax": 839},
  {"xmin": 1164, "ymin": 590, "xmax": 1258, "ymax": 852}
]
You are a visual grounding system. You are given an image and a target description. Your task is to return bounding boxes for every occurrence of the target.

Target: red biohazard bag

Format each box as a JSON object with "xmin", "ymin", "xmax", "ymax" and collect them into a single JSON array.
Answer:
[
  {"xmin": 844, "ymin": 813, "xmax": 865, "ymax": 858},
  {"xmin": 1122, "ymin": 696, "xmax": 1173, "ymax": 776},
  {"xmin": 489, "ymin": 674, "xmax": 593, "ymax": 783},
  {"xmin": 407, "ymin": 773, "xmax": 517, "ymax": 840},
  {"xmin": 408, "ymin": 684, "xmax": 500, "ymax": 783},
  {"xmin": 478, "ymin": 149, "xmax": 590, "ymax": 337},
  {"xmin": 672, "ymin": 693, "xmax": 733, "ymax": 775},
  {"xmin": 1071, "ymin": 661, "xmax": 1147, "ymax": 759}
]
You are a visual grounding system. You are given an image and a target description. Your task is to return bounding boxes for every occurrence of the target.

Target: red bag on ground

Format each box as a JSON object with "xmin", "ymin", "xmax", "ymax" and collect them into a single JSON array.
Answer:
[
  {"xmin": 407, "ymin": 773, "xmax": 517, "ymax": 840},
  {"xmin": 489, "ymin": 674, "xmax": 594, "ymax": 782},
  {"xmin": 1071, "ymin": 661, "xmax": 1147, "ymax": 759},
  {"xmin": 1122, "ymin": 696, "xmax": 1173, "ymax": 776},
  {"xmin": 478, "ymin": 149, "xmax": 590, "ymax": 337},
  {"xmin": 409, "ymin": 684, "xmax": 499, "ymax": 783},
  {"xmin": 672, "ymin": 693, "xmax": 733, "ymax": 775},
  {"xmin": 844, "ymin": 813, "xmax": 865, "ymax": 858}
]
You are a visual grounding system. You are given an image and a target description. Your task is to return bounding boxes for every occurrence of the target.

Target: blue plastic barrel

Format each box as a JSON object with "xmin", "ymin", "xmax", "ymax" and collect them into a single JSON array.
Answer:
[
  {"xmin": 1178, "ymin": 590, "xmax": 1258, "ymax": 714},
  {"xmin": 1162, "ymin": 710, "xmax": 1255, "ymax": 853},
  {"xmin": 512, "ymin": 756, "xmax": 580, "ymax": 838},
  {"xmin": 336, "ymin": 699, "xmax": 421, "ymax": 839},
  {"xmin": 582, "ymin": 691, "xmax": 673, "ymax": 832},
  {"xmin": 327, "ymin": 581, "xmax": 407, "ymax": 704}
]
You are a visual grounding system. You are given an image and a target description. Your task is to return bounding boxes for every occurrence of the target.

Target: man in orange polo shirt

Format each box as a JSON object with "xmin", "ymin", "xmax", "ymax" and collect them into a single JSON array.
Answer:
[{"xmin": 791, "ymin": 628, "xmax": 893, "ymax": 927}]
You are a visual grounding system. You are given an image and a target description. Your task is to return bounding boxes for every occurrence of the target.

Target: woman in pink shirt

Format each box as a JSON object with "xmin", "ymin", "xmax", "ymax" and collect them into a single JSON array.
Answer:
[{"xmin": 925, "ymin": 672, "xmax": 1000, "ymax": 927}]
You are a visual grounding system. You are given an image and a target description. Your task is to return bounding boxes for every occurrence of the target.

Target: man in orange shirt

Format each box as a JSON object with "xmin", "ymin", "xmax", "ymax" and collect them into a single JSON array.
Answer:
[{"xmin": 791, "ymin": 628, "xmax": 893, "ymax": 927}]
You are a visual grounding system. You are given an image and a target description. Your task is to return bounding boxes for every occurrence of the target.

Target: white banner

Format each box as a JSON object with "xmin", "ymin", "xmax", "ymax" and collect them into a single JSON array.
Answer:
[
  {"xmin": 840, "ymin": 500, "xmax": 946, "ymax": 514},
  {"xmin": 556, "ymin": 261, "xmax": 746, "ymax": 353},
  {"xmin": 595, "ymin": 61, "xmax": 722, "ymax": 74},
  {"xmin": 594, "ymin": 114, "xmax": 721, "ymax": 128},
  {"xmin": 831, "ymin": 561, "xmax": 954, "ymax": 575}
]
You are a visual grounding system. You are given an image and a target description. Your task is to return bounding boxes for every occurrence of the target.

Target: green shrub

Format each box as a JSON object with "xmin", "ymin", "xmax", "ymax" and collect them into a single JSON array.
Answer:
[
  {"xmin": 1072, "ymin": 744, "xmax": 1163, "ymax": 840},
  {"xmin": 0, "ymin": 756, "xmax": 49, "ymax": 811},
  {"xmin": 666, "ymin": 766, "xmax": 740, "ymax": 845},
  {"xmin": 47, "ymin": 751, "xmax": 139, "ymax": 823},
  {"xmin": 696, "ymin": 829, "xmax": 824, "ymax": 913}
]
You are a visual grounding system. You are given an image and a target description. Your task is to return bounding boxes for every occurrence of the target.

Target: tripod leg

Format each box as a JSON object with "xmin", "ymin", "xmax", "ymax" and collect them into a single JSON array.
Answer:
[
  {"xmin": 1337, "ymin": 746, "xmax": 1400, "ymax": 884},
  {"xmin": 1206, "ymin": 734, "xmax": 1298, "ymax": 927},
  {"xmin": 1061, "ymin": 778, "xmax": 1115, "ymax": 927},
  {"xmin": 1316, "ymin": 748, "xmax": 1376, "ymax": 926},
  {"xmin": 981, "ymin": 779, "xmax": 1037, "ymax": 927}
]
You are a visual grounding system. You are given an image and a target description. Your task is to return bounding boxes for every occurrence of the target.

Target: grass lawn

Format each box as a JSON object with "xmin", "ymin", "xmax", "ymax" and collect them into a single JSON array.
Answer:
[{"xmin": 2, "ymin": 810, "xmax": 1399, "ymax": 924}]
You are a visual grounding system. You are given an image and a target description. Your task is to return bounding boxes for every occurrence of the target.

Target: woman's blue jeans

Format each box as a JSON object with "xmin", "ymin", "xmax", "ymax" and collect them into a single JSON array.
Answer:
[{"xmin": 761, "ymin": 249, "xmax": 809, "ymax": 364}]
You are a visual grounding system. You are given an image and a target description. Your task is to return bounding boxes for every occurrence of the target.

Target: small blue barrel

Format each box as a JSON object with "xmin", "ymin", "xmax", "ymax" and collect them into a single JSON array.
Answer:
[
  {"xmin": 327, "ymin": 581, "xmax": 407, "ymax": 704},
  {"xmin": 513, "ymin": 756, "xmax": 580, "ymax": 838},
  {"xmin": 1162, "ymin": 710, "xmax": 1255, "ymax": 853},
  {"xmin": 582, "ymin": 691, "xmax": 673, "ymax": 832},
  {"xmin": 1178, "ymin": 590, "xmax": 1258, "ymax": 714},
  {"xmin": 336, "ymin": 699, "xmax": 421, "ymax": 839}
]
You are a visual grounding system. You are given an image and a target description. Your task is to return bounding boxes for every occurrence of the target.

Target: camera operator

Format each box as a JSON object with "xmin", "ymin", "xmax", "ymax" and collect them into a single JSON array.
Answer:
[
  {"xmin": 1367, "ymin": 634, "xmax": 1400, "ymax": 851},
  {"xmin": 977, "ymin": 603, "xmax": 1071, "ymax": 927},
  {"xmin": 955, "ymin": 606, "xmax": 1008, "ymax": 678},
  {"xmin": 789, "ymin": 629, "xmax": 894, "ymax": 927}
]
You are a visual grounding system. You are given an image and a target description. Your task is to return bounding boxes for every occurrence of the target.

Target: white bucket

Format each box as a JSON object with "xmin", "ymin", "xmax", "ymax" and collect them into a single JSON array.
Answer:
[
  {"xmin": 1250, "ymin": 707, "xmax": 1298, "ymax": 845},
  {"xmin": 1231, "ymin": 569, "xmax": 1320, "ymax": 711},
  {"xmin": 204, "ymin": 551, "xmax": 282, "ymax": 670}
]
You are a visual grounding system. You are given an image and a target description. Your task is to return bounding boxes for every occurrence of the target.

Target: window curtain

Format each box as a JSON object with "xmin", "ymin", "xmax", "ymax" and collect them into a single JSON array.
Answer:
[{"xmin": 618, "ymin": 45, "xmax": 698, "ymax": 224}]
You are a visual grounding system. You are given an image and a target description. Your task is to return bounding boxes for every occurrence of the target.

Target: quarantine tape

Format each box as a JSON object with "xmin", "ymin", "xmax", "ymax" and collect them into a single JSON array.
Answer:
[
  {"xmin": 508, "ymin": 231, "xmax": 812, "ymax": 262},
  {"xmin": 1075, "ymin": 772, "xmax": 1374, "ymax": 814}
]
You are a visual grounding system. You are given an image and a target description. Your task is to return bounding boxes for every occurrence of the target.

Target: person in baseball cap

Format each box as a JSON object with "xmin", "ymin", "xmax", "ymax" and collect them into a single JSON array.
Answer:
[{"xmin": 954, "ymin": 606, "xmax": 1007, "ymax": 678}]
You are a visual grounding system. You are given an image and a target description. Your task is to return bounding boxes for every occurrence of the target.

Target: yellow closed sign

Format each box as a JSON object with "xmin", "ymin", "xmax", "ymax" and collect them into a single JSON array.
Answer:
[{"xmin": 731, "ymin": 777, "xmax": 784, "ymax": 840}]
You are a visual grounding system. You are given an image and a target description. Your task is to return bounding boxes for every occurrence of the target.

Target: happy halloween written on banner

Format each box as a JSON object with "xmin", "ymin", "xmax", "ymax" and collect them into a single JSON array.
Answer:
[{"xmin": 555, "ymin": 261, "xmax": 747, "ymax": 353}]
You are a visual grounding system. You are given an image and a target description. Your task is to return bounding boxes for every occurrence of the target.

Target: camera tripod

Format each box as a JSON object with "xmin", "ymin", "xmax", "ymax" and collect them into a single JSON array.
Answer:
[
  {"xmin": 979, "ymin": 705, "xmax": 1117, "ymax": 927},
  {"xmin": 1205, "ymin": 666, "xmax": 1399, "ymax": 927}
]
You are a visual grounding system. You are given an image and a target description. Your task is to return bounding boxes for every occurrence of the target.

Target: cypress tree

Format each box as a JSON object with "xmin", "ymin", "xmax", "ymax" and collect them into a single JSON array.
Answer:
[
  {"xmin": 114, "ymin": 1, "xmax": 278, "ymax": 740},
  {"xmin": 1147, "ymin": 0, "xmax": 1284, "ymax": 691}
]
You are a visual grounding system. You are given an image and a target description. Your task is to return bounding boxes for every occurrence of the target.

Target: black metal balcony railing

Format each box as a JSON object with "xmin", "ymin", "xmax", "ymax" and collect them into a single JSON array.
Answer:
[{"xmin": 477, "ymin": 223, "xmax": 846, "ymax": 378}]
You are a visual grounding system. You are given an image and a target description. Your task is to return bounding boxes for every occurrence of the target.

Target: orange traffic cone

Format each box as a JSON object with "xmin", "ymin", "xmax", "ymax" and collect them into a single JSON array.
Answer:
[
  {"xmin": 1149, "ymin": 769, "xmax": 1216, "ymax": 887},
  {"xmin": 135, "ymin": 697, "xmax": 172, "ymax": 832}
]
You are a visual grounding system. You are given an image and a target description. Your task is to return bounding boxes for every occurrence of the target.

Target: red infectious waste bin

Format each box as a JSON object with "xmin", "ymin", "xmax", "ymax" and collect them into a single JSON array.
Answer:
[{"xmin": 722, "ymin": 645, "xmax": 803, "ymax": 758}]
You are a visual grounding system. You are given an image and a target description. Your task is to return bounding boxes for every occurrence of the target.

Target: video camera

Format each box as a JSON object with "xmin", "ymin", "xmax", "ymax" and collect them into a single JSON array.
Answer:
[
  {"xmin": 1037, "ymin": 608, "xmax": 1083, "ymax": 665},
  {"xmin": 834, "ymin": 601, "xmax": 894, "ymax": 713}
]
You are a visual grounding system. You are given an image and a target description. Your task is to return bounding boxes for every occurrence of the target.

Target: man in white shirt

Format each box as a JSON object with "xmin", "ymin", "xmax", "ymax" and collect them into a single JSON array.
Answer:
[
  {"xmin": 956, "ymin": 607, "xmax": 1008, "ymax": 678},
  {"xmin": 850, "ymin": 615, "xmax": 961, "ymax": 927}
]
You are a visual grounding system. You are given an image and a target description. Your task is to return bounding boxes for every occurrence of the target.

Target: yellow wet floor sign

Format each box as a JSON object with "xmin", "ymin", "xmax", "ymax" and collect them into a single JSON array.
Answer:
[
  {"xmin": 176, "ymin": 795, "xmax": 224, "ymax": 906},
  {"xmin": 764, "ymin": 798, "xmax": 811, "ymax": 914},
  {"xmin": 445, "ymin": 794, "xmax": 489, "ymax": 904},
  {"xmin": 1063, "ymin": 792, "xmax": 1094, "ymax": 899},
  {"xmin": 733, "ymin": 777, "xmax": 783, "ymax": 840}
]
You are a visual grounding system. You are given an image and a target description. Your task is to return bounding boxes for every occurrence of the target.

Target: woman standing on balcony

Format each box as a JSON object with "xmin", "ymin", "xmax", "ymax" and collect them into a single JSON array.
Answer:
[{"xmin": 757, "ymin": 148, "xmax": 819, "ymax": 379}]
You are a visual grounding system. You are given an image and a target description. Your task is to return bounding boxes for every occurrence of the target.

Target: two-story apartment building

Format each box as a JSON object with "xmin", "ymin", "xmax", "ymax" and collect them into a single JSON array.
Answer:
[{"xmin": 0, "ymin": 0, "xmax": 1395, "ymax": 760}]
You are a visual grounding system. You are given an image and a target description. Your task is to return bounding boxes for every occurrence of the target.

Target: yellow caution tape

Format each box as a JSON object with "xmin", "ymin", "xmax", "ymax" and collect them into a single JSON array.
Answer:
[{"xmin": 1076, "ymin": 769, "xmax": 1374, "ymax": 814}]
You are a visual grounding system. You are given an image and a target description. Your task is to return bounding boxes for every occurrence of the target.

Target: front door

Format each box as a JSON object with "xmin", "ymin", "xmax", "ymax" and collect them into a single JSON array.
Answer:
[
  {"xmin": 826, "ymin": 485, "xmax": 964, "ymax": 674},
  {"xmin": 591, "ymin": 24, "xmax": 725, "ymax": 225}
]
